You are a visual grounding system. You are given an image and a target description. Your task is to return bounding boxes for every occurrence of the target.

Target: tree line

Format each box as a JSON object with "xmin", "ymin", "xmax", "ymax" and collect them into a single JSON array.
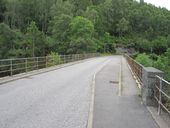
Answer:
[{"xmin": 1, "ymin": 0, "xmax": 170, "ymax": 59}]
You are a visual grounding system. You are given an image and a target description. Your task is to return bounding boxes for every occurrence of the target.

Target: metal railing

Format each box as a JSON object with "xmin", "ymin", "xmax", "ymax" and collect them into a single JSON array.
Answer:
[
  {"xmin": 0, "ymin": 53, "xmax": 100, "ymax": 78},
  {"xmin": 125, "ymin": 54, "xmax": 170, "ymax": 115},
  {"xmin": 154, "ymin": 75, "xmax": 170, "ymax": 115},
  {"xmin": 125, "ymin": 54, "xmax": 143, "ymax": 85}
]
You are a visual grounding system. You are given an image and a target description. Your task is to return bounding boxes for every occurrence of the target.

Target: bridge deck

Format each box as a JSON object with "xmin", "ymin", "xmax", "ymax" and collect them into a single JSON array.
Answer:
[{"xmin": 0, "ymin": 56, "xmax": 159, "ymax": 128}]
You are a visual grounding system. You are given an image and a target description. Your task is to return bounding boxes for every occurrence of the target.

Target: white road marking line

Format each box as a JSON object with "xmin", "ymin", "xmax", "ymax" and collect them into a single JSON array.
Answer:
[{"xmin": 87, "ymin": 74, "xmax": 96, "ymax": 128}]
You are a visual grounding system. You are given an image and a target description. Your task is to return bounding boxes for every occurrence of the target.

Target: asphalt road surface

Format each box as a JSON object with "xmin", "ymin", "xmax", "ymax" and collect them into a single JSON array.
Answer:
[{"xmin": 0, "ymin": 57, "xmax": 111, "ymax": 128}]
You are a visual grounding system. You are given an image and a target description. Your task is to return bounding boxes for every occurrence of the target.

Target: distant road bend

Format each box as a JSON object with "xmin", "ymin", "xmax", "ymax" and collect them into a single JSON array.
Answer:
[{"xmin": 0, "ymin": 56, "xmax": 113, "ymax": 128}]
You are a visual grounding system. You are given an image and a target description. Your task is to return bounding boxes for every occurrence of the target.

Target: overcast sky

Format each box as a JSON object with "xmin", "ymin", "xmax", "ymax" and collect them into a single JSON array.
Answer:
[{"xmin": 136, "ymin": 0, "xmax": 170, "ymax": 10}]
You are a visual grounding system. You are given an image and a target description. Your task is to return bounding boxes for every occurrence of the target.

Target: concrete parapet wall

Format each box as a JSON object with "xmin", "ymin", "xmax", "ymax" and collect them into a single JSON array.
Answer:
[{"xmin": 142, "ymin": 67, "xmax": 164, "ymax": 106}]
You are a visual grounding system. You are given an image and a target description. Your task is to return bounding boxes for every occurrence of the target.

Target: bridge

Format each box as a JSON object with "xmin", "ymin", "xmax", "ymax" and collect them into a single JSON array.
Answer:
[{"xmin": 0, "ymin": 54, "xmax": 169, "ymax": 128}]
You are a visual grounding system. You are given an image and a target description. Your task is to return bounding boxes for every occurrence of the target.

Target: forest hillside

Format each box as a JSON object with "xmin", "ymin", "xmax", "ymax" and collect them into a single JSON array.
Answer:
[{"xmin": 1, "ymin": 0, "xmax": 170, "ymax": 79}]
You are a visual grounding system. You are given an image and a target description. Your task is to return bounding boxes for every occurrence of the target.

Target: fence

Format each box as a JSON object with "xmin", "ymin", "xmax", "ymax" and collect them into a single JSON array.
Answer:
[
  {"xmin": 154, "ymin": 75, "xmax": 170, "ymax": 115},
  {"xmin": 125, "ymin": 54, "xmax": 143, "ymax": 85},
  {"xmin": 125, "ymin": 54, "xmax": 170, "ymax": 115},
  {"xmin": 0, "ymin": 53, "xmax": 100, "ymax": 78}
]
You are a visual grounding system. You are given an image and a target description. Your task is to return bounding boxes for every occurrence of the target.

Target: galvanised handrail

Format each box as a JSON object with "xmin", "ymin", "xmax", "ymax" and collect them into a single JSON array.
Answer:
[
  {"xmin": 0, "ymin": 53, "xmax": 100, "ymax": 78},
  {"xmin": 125, "ymin": 54, "xmax": 170, "ymax": 115},
  {"xmin": 125, "ymin": 54, "xmax": 144, "ymax": 85},
  {"xmin": 154, "ymin": 75, "xmax": 170, "ymax": 115}
]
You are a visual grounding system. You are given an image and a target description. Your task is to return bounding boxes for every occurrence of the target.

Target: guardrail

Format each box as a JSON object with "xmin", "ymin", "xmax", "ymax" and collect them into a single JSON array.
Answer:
[
  {"xmin": 125, "ymin": 54, "xmax": 143, "ymax": 85},
  {"xmin": 125, "ymin": 54, "xmax": 170, "ymax": 115},
  {"xmin": 0, "ymin": 53, "xmax": 100, "ymax": 78},
  {"xmin": 154, "ymin": 75, "xmax": 170, "ymax": 115}
]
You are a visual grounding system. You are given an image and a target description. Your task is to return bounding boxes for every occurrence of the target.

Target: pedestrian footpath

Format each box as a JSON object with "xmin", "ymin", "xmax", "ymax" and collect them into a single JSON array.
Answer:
[{"xmin": 93, "ymin": 56, "xmax": 159, "ymax": 128}]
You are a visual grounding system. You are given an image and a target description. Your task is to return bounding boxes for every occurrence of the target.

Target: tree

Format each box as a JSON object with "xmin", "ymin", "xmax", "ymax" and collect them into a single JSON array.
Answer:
[
  {"xmin": 154, "ymin": 56, "xmax": 166, "ymax": 71},
  {"xmin": 154, "ymin": 49, "xmax": 170, "ymax": 80},
  {"xmin": 69, "ymin": 16, "xmax": 94, "ymax": 38},
  {"xmin": 51, "ymin": 14, "xmax": 72, "ymax": 41},
  {"xmin": 26, "ymin": 21, "xmax": 46, "ymax": 57},
  {"xmin": 68, "ymin": 38, "xmax": 97, "ymax": 54},
  {"xmin": 50, "ymin": 0, "xmax": 74, "ymax": 18},
  {"xmin": 70, "ymin": 0, "xmax": 92, "ymax": 15},
  {"xmin": 165, "ymin": 48, "xmax": 170, "ymax": 65},
  {"xmin": 39, "ymin": 0, "xmax": 56, "ymax": 33},
  {"xmin": 0, "ymin": 0, "xmax": 7, "ymax": 22},
  {"xmin": 0, "ymin": 23, "xmax": 25, "ymax": 58},
  {"xmin": 116, "ymin": 18, "xmax": 129, "ymax": 37},
  {"xmin": 167, "ymin": 34, "xmax": 170, "ymax": 47},
  {"xmin": 135, "ymin": 53, "xmax": 152, "ymax": 67},
  {"xmin": 0, "ymin": 23, "xmax": 15, "ymax": 58},
  {"xmin": 68, "ymin": 16, "xmax": 96, "ymax": 53},
  {"xmin": 1, "ymin": 0, "xmax": 170, "ymax": 59},
  {"xmin": 84, "ymin": 6, "xmax": 99, "ymax": 25},
  {"xmin": 91, "ymin": 0, "xmax": 105, "ymax": 5},
  {"xmin": 151, "ymin": 36, "xmax": 168, "ymax": 54},
  {"xmin": 100, "ymin": 32, "xmax": 115, "ymax": 53},
  {"xmin": 50, "ymin": 14, "xmax": 72, "ymax": 54},
  {"xmin": 135, "ymin": 38, "xmax": 151, "ymax": 52},
  {"xmin": 140, "ymin": 0, "xmax": 144, "ymax": 4}
]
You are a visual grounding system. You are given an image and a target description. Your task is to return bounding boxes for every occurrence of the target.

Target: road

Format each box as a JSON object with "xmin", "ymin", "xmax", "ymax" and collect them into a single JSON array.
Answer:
[{"xmin": 0, "ymin": 56, "xmax": 112, "ymax": 128}]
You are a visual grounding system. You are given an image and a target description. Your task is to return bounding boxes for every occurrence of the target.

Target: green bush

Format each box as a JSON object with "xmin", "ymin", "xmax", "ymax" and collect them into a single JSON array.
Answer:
[
  {"xmin": 47, "ymin": 52, "xmax": 62, "ymax": 67},
  {"xmin": 135, "ymin": 53, "xmax": 152, "ymax": 67}
]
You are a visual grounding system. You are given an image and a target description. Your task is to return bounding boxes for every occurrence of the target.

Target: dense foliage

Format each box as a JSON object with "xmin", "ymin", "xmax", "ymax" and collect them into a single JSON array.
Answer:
[
  {"xmin": 135, "ymin": 48, "xmax": 170, "ymax": 80},
  {"xmin": 1, "ymin": 0, "xmax": 170, "ymax": 80},
  {"xmin": 1, "ymin": 0, "xmax": 170, "ymax": 63}
]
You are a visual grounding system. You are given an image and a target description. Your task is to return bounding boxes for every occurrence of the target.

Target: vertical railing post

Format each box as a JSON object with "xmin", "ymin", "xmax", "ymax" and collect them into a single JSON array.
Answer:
[
  {"xmin": 45, "ymin": 56, "xmax": 47, "ymax": 68},
  {"xmin": 63, "ymin": 55, "xmax": 65, "ymax": 64},
  {"xmin": 69, "ymin": 55, "xmax": 71, "ymax": 62},
  {"xmin": 10, "ymin": 59, "xmax": 13, "ymax": 76},
  {"xmin": 58, "ymin": 55, "xmax": 61, "ymax": 64},
  {"xmin": 37, "ymin": 57, "xmax": 39, "ymax": 69},
  {"xmin": 72, "ymin": 55, "xmax": 74, "ymax": 62},
  {"xmin": 74, "ymin": 54, "xmax": 75, "ymax": 61},
  {"xmin": 71, "ymin": 55, "xmax": 73, "ymax": 62},
  {"xmin": 65, "ymin": 55, "xmax": 67, "ymax": 63},
  {"xmin": 52, "ymin": 55, "xmax": 55, "ymax": 66},
  {"xmin": 78, "ymin": 54, "xmax": 80, "ymax": 60},
  {"xmin": 53, "ymin": 56, "xmax": 56, "ymax": 66},
  {"xmin": 158, "ymin": 79, "xmax": 163, "ymax": 115},
  {"xmin": 67, "ymin": 55, "xmax": 69, "ymax": 63},
  {"xmin": 25, "ymin": 58, "xmax": 28, "ymax": 72}
]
